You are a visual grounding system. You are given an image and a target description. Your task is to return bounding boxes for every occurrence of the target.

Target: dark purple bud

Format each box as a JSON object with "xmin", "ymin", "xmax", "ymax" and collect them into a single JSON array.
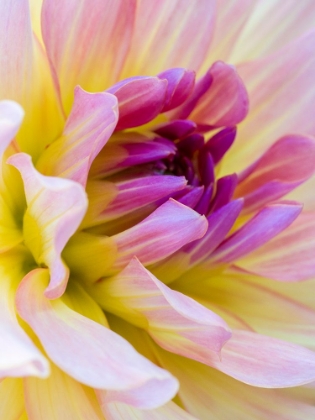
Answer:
[{"xmin": 198, "ymin": 150, "xmax": 215, "ymax": 186}]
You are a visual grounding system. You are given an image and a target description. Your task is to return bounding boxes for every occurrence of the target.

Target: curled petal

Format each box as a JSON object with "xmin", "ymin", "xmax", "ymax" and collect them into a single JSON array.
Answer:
[
  {"xmin": 91, "ymin": 258, "xmax": 231, "ymax": 363},
  {"xmin": 0, "ymin": 100, "xmax": 24, "ymax": 157},
  {"xmin": 16, "ymin": 268, "xmax": 178, "ymax": 408},
  {"xmin": 36, "ymin": 87, "xmax": 118, "ymax": 187},
  {"xmin": 8, "ymin": 153, "xmax": 88, "ymax": 298}
]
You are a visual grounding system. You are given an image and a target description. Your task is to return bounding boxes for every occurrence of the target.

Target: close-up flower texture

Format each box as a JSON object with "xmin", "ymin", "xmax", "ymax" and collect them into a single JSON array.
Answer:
[{"xmin": 1, "ymin": 1, "xmax": 315, "ymax": 419}]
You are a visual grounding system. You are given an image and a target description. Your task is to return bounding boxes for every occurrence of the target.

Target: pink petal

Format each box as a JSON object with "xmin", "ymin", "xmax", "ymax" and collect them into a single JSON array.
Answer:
[
  {"xmin": 36, "ymin": 87, "xmax": 118, "ymax": 187},
  {"xmin": 100, "ymin": 400, "xmax": 197, "ymax": 420},
  {"xmin": 235, "ymin": 211, "xmax": 315, "ymax": 281},
  {"xmin": 224, "ymin": 30, "xmax": 315, "ymax": 174},
  {"xmin": 108, "ymin": 77, "xmax": 167, "ymax": 130},
  {"xmin": 16, "ymin": 268, "xmax": 178, "ymax": 407},
  {"xmin": 0, "ymin": 251, "xmax": 49, "ymax": 379},
  {"xmin": 158, "ymin": 68, "xmax": 195, "ymax": 112},
  {"xmin": 235, "ymin": 135, "xmax": 315, "ymax": 213},
  {"xmin": 209, "ymin": 202, "xmax": 302, "ymax": 265},
  {"xmin": 111, "ymin": 199, "xmax": 208, "ymax": 271},
  {"xmin": 0, "ymin": 101, "xmax": 24, "ymax": 156},
  {"xmin": 120, "ymin": 0, "xmax": 215, "ymax": 77},
  {"xmin": 8, "ymin": 153, "xmax": 88, "ymax": 299},
  {"xmin": 83, "ymin": 176, "xmax": 186, "ymax": 228},
  {"xmin": 92, "ymin": 258, "xmax": 231, "ymax": 364},
  {"xmin": 90, "ymin": 133, "xmax": 176, "ymax": 178},
  {"xmin": 213, "ymin": 330, "xmax": 315, "ymax": 387},
  {"xmin": 189, "ymin": 61, "xmax": 249, "ymax": 127},
  {"xmin": 42, "ymin": 0, "xmax": 136, "ymax": 112}
]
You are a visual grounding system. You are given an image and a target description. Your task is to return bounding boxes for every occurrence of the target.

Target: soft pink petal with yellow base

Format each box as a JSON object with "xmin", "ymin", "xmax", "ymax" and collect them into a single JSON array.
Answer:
[
  {"xmin": 189, "ymin": 61, "xmax": 249, "ymax": 127},
  {"xmin": 0, "ymin": 378, "xmax": 24, "ymax": 420},
  {"xmin": 24, "ymin": 364, "xmax": 105, "ymax": 420},
  {"xmin": 223, "ymin": 31, "xmax": 315, "ymax": 174},
  {"xmin": 0, "ymin": 1, "xmax": 64, "ymax": 158},
  {"xmin": 121, "ymin": 0, "xmax": 215, "ymax": 78},
  {"xmin": 157, "ymin": 349, "xmax": 315, "ymax": 420},
  {"xmin": 16, "ymin": 269, "xmax": 178, "ymax": 407},
  {"xmin": 91, "ymin": 258, "xmax": 231, "ymax": 364},
  {"xmin": 235, "ymin": 135, "xmax": 315, "ymax": 213},
  {"xmin": 36, "ymin": 87, "xmax": 118, "ymax": 187},
  {"xmin": 236, "ymin": 212, "xmax": 315, "ymax": 281},
  {"xmin": 208, "ymin": 202, "xmax": 302, "ymax": 265},
  {"xmin": 0, "ymin": 249, "xmax": 49, "ymax": 379},
  {"xmin": 111, "ymin": 199, "xmax": 207, "ymax": 271},
  {"xmin": 42, "ymin": 0, "xmax": 136, "ymax": 113},
  {"xmin": 101, "ymin": 401, "xmax": 197, "ymax": 420},
  {"xmin": 229, "ymin": 0, "xmax": 315, "ymax": 62},
  {"xmin": 8, "ymin": 153, "xmax": 88, "ymax": 299}
]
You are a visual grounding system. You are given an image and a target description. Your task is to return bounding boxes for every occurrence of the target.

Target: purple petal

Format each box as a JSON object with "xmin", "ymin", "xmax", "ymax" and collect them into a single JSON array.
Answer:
[
  {"xmin": 204, "ymin": 126, "xmax": 237, "ymax": 164},
  {"xmin": 153, "ymin": 119, "xmax": 197, "ymax": 140},
  {"xmin": 210, "ymin": 174, "xmax": 238, "ymax": 212}
]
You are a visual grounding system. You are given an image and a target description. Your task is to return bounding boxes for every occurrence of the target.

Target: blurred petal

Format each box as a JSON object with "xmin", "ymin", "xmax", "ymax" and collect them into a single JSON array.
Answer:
[
  {"xmin": 236, "ymin": 212, "xmax": 315, "ymax": 281},
  {"xmin": 42, "ymin": 0, "xmax": 136, "ymax": 112},
  {"xmin": 121, "ymin": 0, "xmax": 215, "ymax": 77},
  {"xmin": 37, "ymin": 87, "xmax": 118, "ymax": 186},
  {"xmin": 17, "ymin": 268, "xmax": 178, "ymax": 407},
  {"xmin": 91, "ymin": 258, "xmax": 231, "ymax": 363},
  {"xmin": 24, "ymin": 364, "xmax": 105, "ymax": 420},
  {"xmin": 8, "ymin": 153, "xmax": 88, "ymax": 298},
  {"xmin": 209, "ymin": 202, "xmax": 302, "ymax": 265},
  {"xmin": 0, "ymin": 378, "xmax": 24, "ymax": 420}
]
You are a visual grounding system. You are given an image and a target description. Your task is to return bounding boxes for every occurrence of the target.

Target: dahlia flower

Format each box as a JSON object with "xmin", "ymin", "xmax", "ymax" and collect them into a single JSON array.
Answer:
[{"xmin": 1, "ymin": 0, "xmax": 315, "ymax": 419}]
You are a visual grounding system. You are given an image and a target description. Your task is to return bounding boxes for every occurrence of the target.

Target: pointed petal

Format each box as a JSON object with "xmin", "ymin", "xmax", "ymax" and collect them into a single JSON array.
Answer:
[
  {"xmin": 100, "ymin": 401, "xmax": 197, "ymax": 420},
  {"xmin": 42, "ymin": 0, "xmax": 136, "ymax": 112},
  {"xmin": 223, "ymin": 31, "xmax": 315, "ymax": 174},
  {"xmin": 209, "ymin": 202, "xmax": 302, "ymax": 265},
  {"xmin": 83, "ymin": 175, "xmax": 186, "ymax": 228},
  {"xmin": 235, "ymin": 135, "xmax": 315, "ymax": 213},
  {"xmin": 90, "ymin": 133, "xmax": 176, "ymax": 178},
  {"xmin": 8, "ymin": 153, "xmax": 88, "ymax": 298},
  {"xmin": 91, "ymin": 258, "xmax": 231, "ymax": 364},
  {"xmin": 111, "ymin": 199, "xmax": 207, "ymax": 271},
  {"xmin": 213, "ymin": 330, "xmax": 315, "ymax": 387},
  {"xmin": 236, "ymin": 211, "xmax": 315, "ymax": 281},
  {"xmin": 0, "ymin": 378, "xmax": 24, "ymax": 420},
  {"xmin": 36, "ymin": 87, "xmax": 118, "ymax": 186},
  {"xmin": 0, "ymin": 249, "xmax": 49, "ymax": 379},
  {"xmin": 189, "ymin": 61, "xmax": 249, "ymax": 127},
  {"xmin": 17, "ymin": 268, "xmax": 178, "ymax": 405},
  {"xmin": 121, "ymin": 0, "xmax": 215, "ymax": 77},
  {"xmin": 24, "ymin": 364, "xmax": 105, "ymax": 420}
]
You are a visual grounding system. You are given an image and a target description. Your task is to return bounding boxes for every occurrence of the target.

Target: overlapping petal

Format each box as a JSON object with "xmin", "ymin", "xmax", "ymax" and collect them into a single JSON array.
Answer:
[{"xmin": 8, "ymin": 153, "xmax": 88, "ymax": 298}]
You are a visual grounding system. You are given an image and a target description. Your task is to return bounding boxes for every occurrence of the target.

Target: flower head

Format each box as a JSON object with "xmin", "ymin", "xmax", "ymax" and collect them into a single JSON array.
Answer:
[{"xmin": 1, "ymin": 1, "xmax": 315, "ymax": 419}]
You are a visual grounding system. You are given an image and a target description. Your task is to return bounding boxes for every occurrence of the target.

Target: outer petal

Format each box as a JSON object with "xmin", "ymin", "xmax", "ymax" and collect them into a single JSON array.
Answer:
[
  {"xmin": 120, "ymin": 0, "xmax": 215, "ymax": 77},
  {"xmin": 189, "ymin": 61, "xmax": 249, "ymax": 127},
  {"xmin": 235, "ymin": 135, "xmax": 315, "ymax": 213},
  {"xmin": 24, "ymin": 364, "xmax": 105, "ymax": 420},
  {"xmin": 223, "ymin": 31, "xmax": 315, "ymax": 174},
  {"xmin": 208, "ymin": 202, "xmax": 302, "ymax": 265},
  {"xmin": 8, "ymin": 153, "xmax": 88, "ymax": 298},
  {"xmin": 16, "ymin": 269, "xmax": 178, "ymax": 408},
  {"xmin": 0, "ymin": 249, "xmax": 49, "ymax": 379},
  {"xmin": 36, "ymin": 87, "xmax": 118, "ymax": 186},
  {"xmin": 91, "ymin": 258, "xmax": 231, "ymax": 364},
  {"xmin": 0, "ymin": 378, "xmax": 24, "ymax": 420},
  {"xmin": 230, "ymin": 0, "xmax": 315, "ymax": 61},
  {"xmin": 236, "ymin": 212, "xmax": 315, "ymax": 281},
  {"xmin": 100, "ymin": 401, "xmax": 197, "ymax": 420},
  {"xmin": 42, "ymin": 0, "xmax": 136, "ymax": 112},
  {"xmin": 158, "ymin": 349, "xmax": 315, "ymax": 420}
]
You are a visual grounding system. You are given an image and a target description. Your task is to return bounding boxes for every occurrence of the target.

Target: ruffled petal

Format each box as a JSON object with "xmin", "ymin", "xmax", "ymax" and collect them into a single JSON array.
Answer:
[
  {"xmin": 42, "ymin": 0, "xmax": 136, "ymax": 112},
  {"xmin": 90, "ymin": 258, "xmax": 231, "ymax": 364},
  {"xmin": 121, "ymin": 0, "xmax": 215, "ymax": 77},
  {"xmin": 16, "ymin": 268, "xmax": 178, "ymax": 408},
  {"xmin": 8, "ymin": 153, "xmax": 88, "ymax": 298},
  {"xmin": 36, "ymin": 87, "xmax": 118, "ymax": 186},
  {"xmin": 236, "ymin": 211, "xmax": 315, "ymax": 281}
]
